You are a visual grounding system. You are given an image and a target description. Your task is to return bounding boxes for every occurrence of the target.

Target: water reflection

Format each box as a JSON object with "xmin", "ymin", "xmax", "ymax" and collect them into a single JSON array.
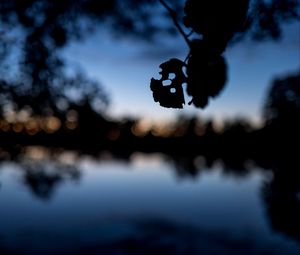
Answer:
[
  {"xmin": 0, "ymin": 149, "xmax": 299, "ymax": 254},
  {"xmin": 0, "ymin": 148, "xmax": 80, "ymax": 200},
  {"xmin": 262, "ymin": 157, "xmax": 300, "ymax": 243},
  {"xmin": 22, "ymin": 160, "xmax": 80, "ymax": 200}
]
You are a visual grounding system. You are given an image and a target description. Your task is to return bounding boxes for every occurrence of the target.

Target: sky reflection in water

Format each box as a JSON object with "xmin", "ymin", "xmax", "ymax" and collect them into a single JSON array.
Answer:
[{"xmin": 0, "ymin": 153, "xmax": 299, "ymax": 255}]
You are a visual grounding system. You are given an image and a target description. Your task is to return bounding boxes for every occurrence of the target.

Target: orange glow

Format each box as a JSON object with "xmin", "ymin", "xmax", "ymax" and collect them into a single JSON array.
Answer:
[
  {"xmin": 0, "ymin": 121, "xmax": 10, "ymax": 132},
  {"xmin": 131, "ymin": 123, "xmax": 148, "ymax": 137},
  {"xmin": 150, "ymin": 123, "xmax": 174, "ymax": 137},
  {"xmin": 44, "ymin": 116, "xmax": 61, "ymax": 133},
  {"xmin": 12, "ymin": 123, "xmax": 24, "ymax": 133},
  {"xmin": 0, "ymin": 149, "xmax": 9, "ymax": 158},
  {"xmin": 25, "ymin": 146, "xmax": 48, "ymax": 159},
  {"xmin": 27, "ymin": 128, "xmax": 38, "ymax": 136},
  {"xmin": 172, "ymin": 126, "xmax": 186, "ymax": 137},
  {"xmin": 25, "ymin": 118, "xmax": 40, "ymax": 135},
  {"xmin": 194, "ymin": 124, "xmax": 205, "ymax": 136},
  {"xmin": 65, "ymin": 121, "xmax": 77, "ymax": 130}
]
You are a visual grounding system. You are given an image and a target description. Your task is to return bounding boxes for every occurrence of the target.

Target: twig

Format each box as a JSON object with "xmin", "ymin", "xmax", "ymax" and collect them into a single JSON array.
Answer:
[
  {"xmin": 159, "ymin": 0, "xmax": 191, "ymax": 48},
  {"xmin": 186, "ymin": 30, "xmax": 194, "ymax": 37}
]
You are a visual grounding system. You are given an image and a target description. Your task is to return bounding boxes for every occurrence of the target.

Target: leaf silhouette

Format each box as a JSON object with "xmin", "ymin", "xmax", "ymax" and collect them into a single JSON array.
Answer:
[
  {"xmin": 186, "ymin": 40, "xmax": 227, "ymax": 108},
  {"xmin": 151, "ymin": 0, "xmax": 250, "ymax": 110},
  {"xmin": 150, "ymin": 58, "xmax": 187, "ymax": 109}
]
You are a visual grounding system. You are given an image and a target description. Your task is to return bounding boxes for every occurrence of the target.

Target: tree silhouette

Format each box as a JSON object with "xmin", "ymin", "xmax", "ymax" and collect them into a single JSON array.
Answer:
[
  {"xmin": 151, "ymin": 0, "xmax": 299, "ymax": 109},
  {"xmin": 0, "ymin": 0, "xmax": 178, "ymax": 117},
  {"xmin": 263, "ymin": 71, "xmax": 300, "ymax": 127},
  {"xmin": 0, "ymin": 0, "xmax": 299, "ymax": 114},
  {"xmin": 244, "ymin": 0, "xmax": 300, "ymax": 41},
  {"xmin": 262, "ymin": 157, "xmax": 300, "ymax": 242}
]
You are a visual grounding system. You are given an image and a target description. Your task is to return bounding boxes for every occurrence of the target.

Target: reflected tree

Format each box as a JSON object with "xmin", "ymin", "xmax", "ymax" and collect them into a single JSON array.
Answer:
[
  {"xmin": 21, "ymin": 158, "xmax": 80, "ymax": 200},
  {"xmin": 262, "ymin": 157, "xmax": 300, "ymax": 242}
]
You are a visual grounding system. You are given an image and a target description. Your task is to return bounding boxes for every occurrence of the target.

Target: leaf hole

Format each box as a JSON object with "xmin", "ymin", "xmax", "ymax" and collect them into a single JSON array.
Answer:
[
  {"xmin": 162, "ymin": 80, "xmax": 172, "ymax": 86},
  {"xmin": 182, "ymin": 66, "xmax": 187, "ymax": 76},
  {"xmin": 169, "ymin": 73, "xmax": 176, "ymax": 79}
]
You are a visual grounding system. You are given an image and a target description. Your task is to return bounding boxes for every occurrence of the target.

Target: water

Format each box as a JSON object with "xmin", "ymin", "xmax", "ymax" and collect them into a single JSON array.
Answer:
[{"xmin": 0, "ymin": 151, "xmax": 299, "ymax": 255}]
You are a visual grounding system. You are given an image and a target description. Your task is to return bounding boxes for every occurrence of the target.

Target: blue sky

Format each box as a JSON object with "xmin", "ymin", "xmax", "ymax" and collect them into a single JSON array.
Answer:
[{"xmin": 63, "ymin": 22, "xmax": 299, "ymax": 125}]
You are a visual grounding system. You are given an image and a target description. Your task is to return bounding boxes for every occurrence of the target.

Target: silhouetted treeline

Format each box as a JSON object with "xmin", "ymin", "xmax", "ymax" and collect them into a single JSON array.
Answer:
[
  {"xmin": 0, "ymin": 0, "xmax": 298, "ymax": 156},
  {"xmin": 0, "ymin": 71, "xmax": 299, "ymax": 248},
  {"xmin": 1, "ymin": 121, "xmax": 299, "ymax": 246},
  {"xmin": 0, "ymin": 71, "xmax": 299, "ymax": 159}
]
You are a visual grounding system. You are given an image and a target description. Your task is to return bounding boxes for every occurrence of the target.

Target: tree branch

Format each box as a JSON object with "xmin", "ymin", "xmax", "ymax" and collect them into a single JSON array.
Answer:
[{"xmin": 159, "ymin": 0, "xmax": 191, "ymax": 48}]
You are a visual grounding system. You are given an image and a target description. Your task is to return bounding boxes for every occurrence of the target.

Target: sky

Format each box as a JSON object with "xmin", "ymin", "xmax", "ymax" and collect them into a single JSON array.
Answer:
[{"xmin": 63, "ymin": 22, "xmax": 300, "ymax": 125}]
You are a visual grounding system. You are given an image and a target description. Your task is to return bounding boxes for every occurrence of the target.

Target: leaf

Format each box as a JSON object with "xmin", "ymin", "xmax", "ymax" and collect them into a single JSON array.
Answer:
[
  {"xmin": 186, "ymin": 40, "xmax": 227, "ymax": 108},
  {"xmin": 150, "ymin": 58, "xmax": 187, "ymax": 109}
]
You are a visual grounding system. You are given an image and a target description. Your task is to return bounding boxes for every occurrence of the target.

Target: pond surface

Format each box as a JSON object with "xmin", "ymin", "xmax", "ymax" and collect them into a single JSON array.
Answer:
[{"xmin": 0, "ymin": 151, "xmax": 299, "ymax": 255}]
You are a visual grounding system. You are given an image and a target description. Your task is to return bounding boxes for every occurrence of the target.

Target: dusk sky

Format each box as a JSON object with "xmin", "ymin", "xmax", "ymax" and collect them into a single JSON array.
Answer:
[
  {"xmin": 1, "ymin": 2, "xmax": 300, "ymax": 254},
  {"xmin": 63, "ymin": 21, "xmax": 299, "ymax": 125}
]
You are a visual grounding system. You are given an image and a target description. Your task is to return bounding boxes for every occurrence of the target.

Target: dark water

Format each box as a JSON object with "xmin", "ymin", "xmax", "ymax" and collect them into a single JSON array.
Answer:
[{"xmin": 0, "ymin": 151, "xmax": 299, "ymax": 255}]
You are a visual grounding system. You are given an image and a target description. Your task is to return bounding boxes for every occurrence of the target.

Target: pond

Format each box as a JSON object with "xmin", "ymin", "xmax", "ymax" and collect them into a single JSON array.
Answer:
[{"xmin": 0, "ymin": 150, "xmax": 299, "ymax": 255}]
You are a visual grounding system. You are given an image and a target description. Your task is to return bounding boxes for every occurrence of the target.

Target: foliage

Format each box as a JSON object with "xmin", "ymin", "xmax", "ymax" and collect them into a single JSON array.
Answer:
[
  {"xmin": 0, "ymin": 0, "xmax": 174, "ymax": 116},
  {"xmin": 264, "ymin": 71, "xmax": 300, "ymax": 125},
  {"xmin": 151, "ymin": 0, "xmax": 299, "ymax": 109},
  {"xmin": 0, "ymin": 0, "xmax": 299, "ymax": 114}
]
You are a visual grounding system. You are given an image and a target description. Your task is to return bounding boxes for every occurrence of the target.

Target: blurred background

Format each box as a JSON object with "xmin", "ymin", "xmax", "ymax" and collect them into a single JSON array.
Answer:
[{"xmin": 0, "ymin": 0, "xmax": 299, "ymax": 254}]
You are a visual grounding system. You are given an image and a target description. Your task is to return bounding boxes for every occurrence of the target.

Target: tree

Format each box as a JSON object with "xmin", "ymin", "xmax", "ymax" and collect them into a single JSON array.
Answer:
[
  {"xmin": 263, "ymin": 71, "xmax": 300, "ymax": 127},
  {"xmin": 151, "ymin": 0, "xmax": 299, "ymax": 109},
  {"xmin": 0, "ymin": 0, "xmax": 299, "ymax": 116},
  {"xmin": 0, "ymin": 0, "xmax": 176, "ymax": 117}
]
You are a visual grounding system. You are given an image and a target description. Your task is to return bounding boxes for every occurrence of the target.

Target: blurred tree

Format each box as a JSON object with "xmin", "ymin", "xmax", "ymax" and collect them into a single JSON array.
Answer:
[
  {"xmin": 244, "ymin": 0, "xmax": 300, "ymax": 41},
  {"xmin": 263, "ymin": 71, "xmax": 300, "ymax": 127},
  {"xmin": 262, "ymin": 157, "xmax": 300, "ymax": 242},
  {"xmin": 0, "ymin": 0, "xmax": 299, "ymax": 115},
  {"xmin": 0, "ymin": 0, "xmax": 179, "ymax": 117}
]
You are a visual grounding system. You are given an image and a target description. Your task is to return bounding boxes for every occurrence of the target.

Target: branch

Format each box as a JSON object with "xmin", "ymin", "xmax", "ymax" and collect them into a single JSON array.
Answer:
[{"xmin": 159, "ymin": 0, "xmax": 191, "ymax": 48}]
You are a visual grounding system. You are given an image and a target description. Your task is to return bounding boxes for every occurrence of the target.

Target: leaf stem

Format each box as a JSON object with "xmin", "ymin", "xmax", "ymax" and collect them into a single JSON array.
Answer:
[{"xmin": 159, "ymin": 0, "xmax": 191, "ymax": 48}]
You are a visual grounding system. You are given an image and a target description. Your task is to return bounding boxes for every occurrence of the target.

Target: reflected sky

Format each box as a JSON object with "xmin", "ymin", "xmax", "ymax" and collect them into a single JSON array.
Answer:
[{"xmin": 0, "ymin": 153, "xmax": 299, "ymax": 254}]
